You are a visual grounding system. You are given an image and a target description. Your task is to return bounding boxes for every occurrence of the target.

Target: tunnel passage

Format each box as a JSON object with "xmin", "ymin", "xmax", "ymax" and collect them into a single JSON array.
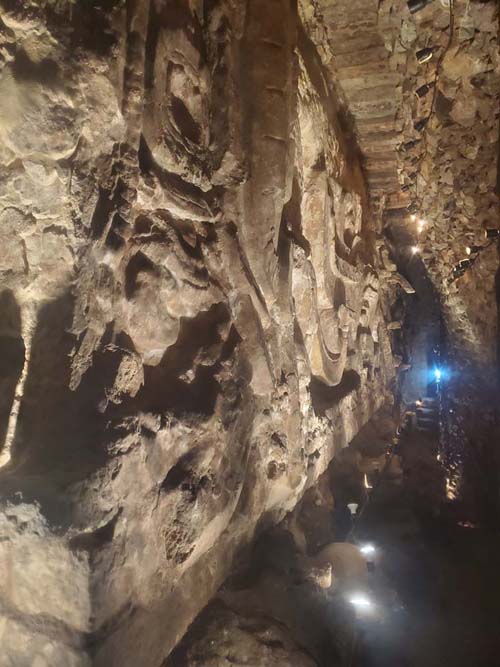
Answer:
[{"xmin": 0, "ymin": 0, "xmax": 498, "ymax": 665}]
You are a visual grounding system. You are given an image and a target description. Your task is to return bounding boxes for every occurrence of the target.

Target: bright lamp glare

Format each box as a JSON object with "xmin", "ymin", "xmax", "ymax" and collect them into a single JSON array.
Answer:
[
  {"xmin": 360, "ymin": 544, "xmax": 376, "ymax": 555},
  {"xmin": 349, "ymin": 594, "xmax": 373, "ymax": 609},
  {"xmin": 434, "ymin": 368, "xmax": 442, "ymax": 381},
  {"xmin": 411, "ymin": 246, "xmax": 420, "ymax": 255}
]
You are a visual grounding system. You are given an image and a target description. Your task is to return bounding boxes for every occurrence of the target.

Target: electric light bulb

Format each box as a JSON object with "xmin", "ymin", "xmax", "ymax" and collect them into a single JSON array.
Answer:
[
  {"xmin": 347, "ymin": 503, "xmax": 359, "ymax": 516},
  {"xmin": 411, "ymin": 246, "xmax": 419, "ymax": 255},
  {"xmin": 360, "ymin": 544, "xmax": 376, "ymax": 555},
  {"xmin": 348, "ymin": 593, "xmax": 374, "ymax": 611}
]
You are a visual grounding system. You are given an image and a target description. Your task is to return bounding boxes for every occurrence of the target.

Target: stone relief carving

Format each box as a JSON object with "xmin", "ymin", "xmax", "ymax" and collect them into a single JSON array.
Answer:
[{"xmin": 0, "ymin": 2, "xmax": 398, "ymax": 665}]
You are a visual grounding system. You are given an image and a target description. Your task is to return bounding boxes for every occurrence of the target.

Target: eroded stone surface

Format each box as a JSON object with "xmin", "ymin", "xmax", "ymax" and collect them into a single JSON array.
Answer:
[
  {"xmin": 165, "ymin": 600, "xmax": 320, "ymax": 667},
  {"xmin": 166, "ymin": 406, "xmax": 396, "ymax": 667},
  {"xmin": 0, "ymin": 1, "xmax": 416, "ymax": 665}
]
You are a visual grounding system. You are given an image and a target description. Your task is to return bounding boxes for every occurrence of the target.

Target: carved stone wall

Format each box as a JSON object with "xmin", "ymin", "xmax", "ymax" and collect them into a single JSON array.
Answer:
[{"xmin": 0, "ymin": 2, "xmax": 398, "ymax": 665}]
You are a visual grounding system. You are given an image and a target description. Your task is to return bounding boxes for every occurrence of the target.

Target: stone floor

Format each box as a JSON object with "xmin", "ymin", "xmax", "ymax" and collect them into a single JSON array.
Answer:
[{"xmin": 351, "ymin": 422, "xmax": 500, "ymax": 666}]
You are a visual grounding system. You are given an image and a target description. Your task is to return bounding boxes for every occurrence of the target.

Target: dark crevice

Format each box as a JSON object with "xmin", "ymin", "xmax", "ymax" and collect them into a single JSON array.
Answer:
[
  {"xmin": 284, "ymin": 176, "xmax": 310, "ymax": 255},
  {"xmin": 124, "ymin": 251, "xmax": 160, "ymax": 300},
  {"xmin": 111, "ymin": 302, "xmax": 236, "ymax": 419},
  {"xmin": 0, "ymin": 290, "xmax": 24, "ymax": 450},
  {"xmin": 11, "ymin": 49, "xmax": 59, "ymax": 84},
  {"xmin": 143, "ymin": 0, "xmax": 159, "ymax": 94},
  {"xmin": 226, "ymin": 221, "xmax": 270, "ymax": 314},
  {"xmin": 171, "ymin": 96, "xmax": 202, "ymax": 145},
  {"xmin": 69, "ymin": 510, "xmax": 121, "ymax": 552},
  {"xmin": 309, "ymin": 371, "xmax": 361, "ymax": 417},
  {"xmin": 90, "ymin": 186, "xmax": 114, "ymax": 239},
  {"xmin": 137, "ymin": 133, "xmax": 221, "ymax": 219},
  {"xmin": 105, "ymin": 213, "xmax": 127, "ymax": 250},
  {"xmin": 160, "ymin": 450, "xmax": 201, "ymax": 494},
  {"xmin": 1, "ymin": 292, "xmax": 109, "ymax": 522}
]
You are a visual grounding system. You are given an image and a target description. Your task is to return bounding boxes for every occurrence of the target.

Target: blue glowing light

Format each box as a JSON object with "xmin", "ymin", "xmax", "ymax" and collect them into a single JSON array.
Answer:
[{"xmin": 434, "ymin": 368, "xmax": 442, "ymax": 382}]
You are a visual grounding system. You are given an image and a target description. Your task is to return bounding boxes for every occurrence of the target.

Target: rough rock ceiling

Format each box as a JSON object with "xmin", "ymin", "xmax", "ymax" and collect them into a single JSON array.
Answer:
[{"xmin": 301, "ymin": 0, "xmax": 402, "ymax": 197}]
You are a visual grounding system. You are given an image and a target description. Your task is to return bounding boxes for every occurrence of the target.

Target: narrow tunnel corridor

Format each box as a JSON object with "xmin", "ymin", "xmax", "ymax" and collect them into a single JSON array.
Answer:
[
  {"xmin": 0, "ymin": 0, "xmax": 498, "ymax": 665},
  {"xmin": 352, "ymin": 408, "xmax": 500, "ymax": 666}
]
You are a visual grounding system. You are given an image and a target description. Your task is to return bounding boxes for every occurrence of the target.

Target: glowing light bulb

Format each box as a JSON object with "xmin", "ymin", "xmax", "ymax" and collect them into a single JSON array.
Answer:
[
  {"xmin": 410, "ymin": 214, "xmax": 417, "ymax": 222},
  {"xmin": 349, "ymin": 594, "xmax": 374, "ymax": 610},
  {"xmin": 411, "ymin": 246, "xmax": 420, "ymax": 255},
  {"xmin": 348, "ymin": 503, "xmax": 359, "ymax": 516},
  {"xmin": 360, "ymin": 544, "xmax": 376, "ymax": 555},
  {"xmin": 417, "ymin": 219, "xmax": 426, "ymax": 232},
  {"xmin": 434, "ymin": 368, "xmax": 442, "ymax": 382},
  {"xmin": 446, "ymin": 477, "xmax": 457, "ymax": 500}
]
